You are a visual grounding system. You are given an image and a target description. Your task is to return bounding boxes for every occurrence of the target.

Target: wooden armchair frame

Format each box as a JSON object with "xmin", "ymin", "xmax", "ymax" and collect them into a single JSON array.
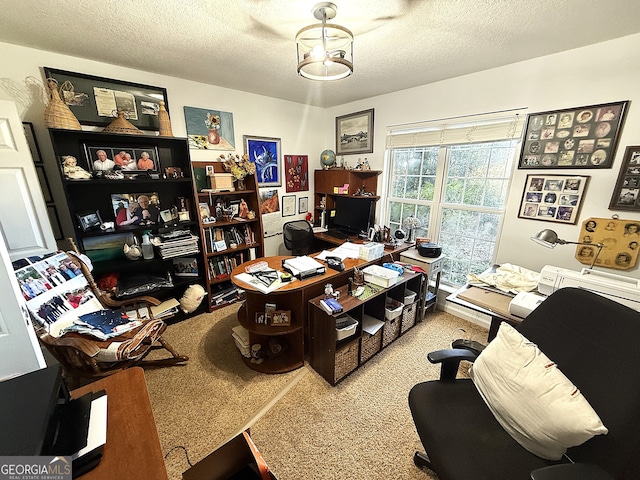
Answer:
[{"xmin": 29, "ymin": 239, "xmax": 189, "ymax": 387}]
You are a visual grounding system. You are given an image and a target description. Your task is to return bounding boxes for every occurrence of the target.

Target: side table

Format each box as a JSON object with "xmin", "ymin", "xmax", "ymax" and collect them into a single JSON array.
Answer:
[{"xmin": 399, "ymin": 248, "xmax": 445, "ymax": 320}]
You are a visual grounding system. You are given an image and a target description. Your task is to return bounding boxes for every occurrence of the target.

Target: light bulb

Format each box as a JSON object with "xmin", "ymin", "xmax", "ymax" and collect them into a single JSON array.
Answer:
[{"xmin": 310, "ymin": 45, "xmax": 325, "ymax": 59}]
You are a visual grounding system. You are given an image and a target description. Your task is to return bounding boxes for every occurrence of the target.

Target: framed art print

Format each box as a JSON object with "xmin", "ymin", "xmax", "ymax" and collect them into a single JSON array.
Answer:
[
  {"xmin": 244, "ymin": 135, "xmax": 282, "ymax": 187},
  {"xmin": 184, "ymin": 106, "xmax": 235, "ymax": 150},
  {"xmin": 336, "ymin": 108, "xmax": 374, "ymax": 156},
  {"xmin": 43, "ymin": 67, "xmax": 169, "ymax": 131},
  {"xmin": 518, "ymin": 101, "xmax": 628, "ymax": 169},
  {"xmin": 282, "ymin": 195, "xmax": 296, "ymax": 217},
  {"xmin": 609, "ymin": 145, "xmax": 640, "ymax": 211},
  {"xmin": 284, "ymin": 154, "xmax": 309, "ymax": 192},
  {"xmin": 518, "ymin": 174, "xmax": 589, "ymax": 224},
  {"xmin": 298, "ymin": 196, "xmax": 308, "ymax": 214}
]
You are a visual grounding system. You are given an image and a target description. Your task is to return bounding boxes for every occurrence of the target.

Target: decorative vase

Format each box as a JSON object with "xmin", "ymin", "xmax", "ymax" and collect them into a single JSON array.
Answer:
[
  {"xmin": 236, "ymin": 177, "xmax": 246, "ymax": 191},
  {"xmin": 102, "ymin": 110, "xmax": 143, "ymax": 135},
  {"xmin": 158, "ymin": 100, "xmax": 173, "ymax": 137},
  {"xmin": 207, "ymin": 128, "xmax": 220, "ymax": 145},
  {"xmin": 43, "ymin": 78, "xmax": 82, "ymax": 130}
]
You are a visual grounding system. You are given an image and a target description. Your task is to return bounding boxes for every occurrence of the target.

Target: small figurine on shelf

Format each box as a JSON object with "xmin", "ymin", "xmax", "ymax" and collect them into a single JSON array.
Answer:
[
  {"xmin": 239, "ymin": 198, "xmax": 250, "ymax": 219},
  {"xmin": 62, "ymin": 155, "xmax": 92, "ymax": 179}
]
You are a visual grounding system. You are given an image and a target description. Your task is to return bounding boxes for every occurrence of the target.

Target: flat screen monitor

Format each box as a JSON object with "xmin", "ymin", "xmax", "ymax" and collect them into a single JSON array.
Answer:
[{"xmin": 331, "ymin": 196, "xmax": 375, "ymax": 235}]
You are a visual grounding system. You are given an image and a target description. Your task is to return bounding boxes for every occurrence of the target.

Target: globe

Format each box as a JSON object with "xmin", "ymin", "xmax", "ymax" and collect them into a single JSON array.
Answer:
[{"xmin": 320, "ymin": 149, "xmax": 336, "ymax": 169}]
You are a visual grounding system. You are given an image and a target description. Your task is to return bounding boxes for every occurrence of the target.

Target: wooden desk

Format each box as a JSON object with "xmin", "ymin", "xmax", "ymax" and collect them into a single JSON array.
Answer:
[
  {"xmin": 71, "ymin": 367, "xmax": 168, "ymax": 480},
  {"xmin": 231, "ymin": 244, "xmax": 412, "ymax": 373},
  {"xmin": 447, "ymin": 284, "xmax": 522, "ymax": 341}
]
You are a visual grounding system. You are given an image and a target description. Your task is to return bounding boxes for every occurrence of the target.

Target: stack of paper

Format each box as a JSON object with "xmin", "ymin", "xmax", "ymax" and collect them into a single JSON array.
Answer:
[
  {"xmin": 63, "ymin": 310, "xmax": 141, "ymax": 340},
  {"xmin": 283, "ymin": 256, "xmax": 326, "ymax": 278},
  {"xmin": 232, "ymin": 325, "xmax": 251, "ymax": 357}
]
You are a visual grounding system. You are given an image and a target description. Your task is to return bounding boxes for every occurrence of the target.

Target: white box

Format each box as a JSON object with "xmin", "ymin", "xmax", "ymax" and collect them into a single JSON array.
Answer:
[
  {"xmin": 336, "ymin": 314, "xmax": 358, "ymax": 341},
  {"xmin": 385, "ymin": 298, "xmax": 404, "ymax": 320},
  {"xmin": 404, "ymin": 289, "xmax": 417, "ymax": 305},
  {"xmin": 363, "ymin": 265, "xmax": 400, "ymax": 288},
  {"xmin": 358, "ymin": 242, "xmax": 384, "ymax": 261}
]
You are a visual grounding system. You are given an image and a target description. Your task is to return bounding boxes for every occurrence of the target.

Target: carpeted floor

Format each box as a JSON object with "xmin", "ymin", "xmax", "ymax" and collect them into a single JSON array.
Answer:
[{"xmin": 144, "ymin": 303, "xmax": 487, "ymax": 480}]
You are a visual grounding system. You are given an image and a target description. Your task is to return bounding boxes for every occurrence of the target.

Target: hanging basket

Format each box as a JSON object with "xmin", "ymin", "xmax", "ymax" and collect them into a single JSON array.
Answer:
[
  {"xmin": 102, "ymin": 110, "xmax": 143, "ymax": 135},
  {"xmin": 43, "ymin": 78, "xmax": 82, "ymax": 130}
]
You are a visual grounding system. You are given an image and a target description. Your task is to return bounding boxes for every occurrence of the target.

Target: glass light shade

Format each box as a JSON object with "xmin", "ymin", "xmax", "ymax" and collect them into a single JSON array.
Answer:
[{"xmin": 296, "ymin": 22, "xmax": 353, "ymax": 81}]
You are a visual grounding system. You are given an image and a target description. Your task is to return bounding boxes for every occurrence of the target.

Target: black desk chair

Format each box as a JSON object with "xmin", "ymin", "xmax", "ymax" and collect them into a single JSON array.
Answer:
[
  {"xmin": 409, "ymin": 287, "xmax": 640, "ymax": 480},
  {"xmin": 283, "ymin": 220, "xmax": 314, "ymax": 255}
]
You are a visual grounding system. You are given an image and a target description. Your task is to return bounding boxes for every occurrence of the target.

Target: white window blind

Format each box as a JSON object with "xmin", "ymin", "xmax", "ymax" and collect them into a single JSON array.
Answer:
[{"xmin": 386, "ymin": 110, "xmax": 526, "ymax": 148}]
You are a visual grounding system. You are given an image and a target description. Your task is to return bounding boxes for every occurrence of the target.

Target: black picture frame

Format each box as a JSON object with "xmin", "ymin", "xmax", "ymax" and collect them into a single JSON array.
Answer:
[
  {"xmin": 83, "ymin": 144, "xmax": 159, "ymax": 173},
  {"xmin": 77, "ymin": 210, "xmax": 102, "ymax": 231},
  {"xmin": 609, "ymin": 145, "xmax": 640, "ymax": 211},
  {"xmin": 518, "ymin": 174, "xmax": 589, "ymax": 224},
  {"xmin": 43, "ymin": 67, "xmax": 169, "ymax": 131},
  {"xmin": 518, "ymin": 101, "xmax": 628, "ymax": 169},
  {"xmin": 282, "ymin": 195, "xmax": 296, "ymax": 217},
  {"xmin": 336, "ymin": 108, "xmax": 374, "ymax": 156}
]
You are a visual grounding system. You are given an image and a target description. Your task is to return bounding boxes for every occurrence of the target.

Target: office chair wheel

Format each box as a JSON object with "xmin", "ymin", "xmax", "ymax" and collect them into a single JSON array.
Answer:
[{"xmin": 413, "ymin": 451, "xmax": 432, "ymax": 469}]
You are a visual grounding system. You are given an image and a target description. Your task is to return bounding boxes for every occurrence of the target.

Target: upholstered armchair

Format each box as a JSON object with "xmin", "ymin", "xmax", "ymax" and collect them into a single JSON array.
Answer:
[{"xmin": 409, "ymin": 287, "xmax": 640, "ymax": 480}]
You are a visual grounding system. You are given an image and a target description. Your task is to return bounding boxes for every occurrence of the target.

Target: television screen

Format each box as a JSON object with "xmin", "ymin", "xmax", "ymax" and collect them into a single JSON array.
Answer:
[{"xmin": 331, "ymin": 197, "xmax": 375, "ymax": 235}]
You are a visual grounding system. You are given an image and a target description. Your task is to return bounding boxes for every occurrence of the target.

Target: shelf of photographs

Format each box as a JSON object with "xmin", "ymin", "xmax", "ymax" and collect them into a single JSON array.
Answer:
[{"xmin": 49, "ymin": 129, "xmax": 207, "ymax": 319}]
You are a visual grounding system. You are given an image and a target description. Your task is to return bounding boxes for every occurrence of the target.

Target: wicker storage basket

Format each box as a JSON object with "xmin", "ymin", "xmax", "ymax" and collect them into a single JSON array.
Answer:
[
  {"xmin": 382, "ymin": 317, "xmax": 401, "ymax": 348},
  {"xmin": 401, "ymin": 302, "xmax": 418, "ymax": 334},
  {"xmin": 360, "ymin": 329, "xmax": 382, "ymax": 363},
  {"xmin": 43, "ymin": 78, "xmax": 81, "ymax": 130},
  {"xmin": 334, "ymin": 339, "xmax": 359, "ymax": 383}
]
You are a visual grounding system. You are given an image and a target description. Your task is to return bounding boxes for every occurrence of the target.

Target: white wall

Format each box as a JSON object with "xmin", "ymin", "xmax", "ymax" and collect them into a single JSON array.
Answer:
[
  {"xmin": 328, "ymin": 33, "xmax": 640, "ymax": 278},
  {"xmin": 0, "ymin": 42, "xmax": 328, "ymax": 256},
  {"xmin": 2, "ymin": 34, "xmax": 640, "ymax": 276}
]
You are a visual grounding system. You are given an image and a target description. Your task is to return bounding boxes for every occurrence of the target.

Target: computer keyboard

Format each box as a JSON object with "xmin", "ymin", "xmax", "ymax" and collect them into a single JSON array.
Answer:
[{"xmin": 325, "ymin": 229, "xmax": 349, "ymax": 240}]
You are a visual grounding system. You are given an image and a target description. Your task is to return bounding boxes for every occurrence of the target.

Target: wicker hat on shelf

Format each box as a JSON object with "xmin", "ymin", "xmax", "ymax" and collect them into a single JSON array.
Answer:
[
  {"xmin": 102, "ymin": 110, "xmax": 143, "ymax": 135},
  {"xmin": 43, "ymin": 78, "xmax": 82, "ymax": 130}
]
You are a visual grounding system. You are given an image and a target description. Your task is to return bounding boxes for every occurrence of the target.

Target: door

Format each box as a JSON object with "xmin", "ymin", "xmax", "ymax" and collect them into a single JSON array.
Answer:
[{"xmin": 0, "ymin": 100, "xmax": 55, "ymax": 379}]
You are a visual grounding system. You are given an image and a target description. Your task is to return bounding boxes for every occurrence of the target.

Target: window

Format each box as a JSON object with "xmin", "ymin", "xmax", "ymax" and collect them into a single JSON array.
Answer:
[{"xmin": 385, "ymin": 113, "xmax": 524, "ymax": 286}]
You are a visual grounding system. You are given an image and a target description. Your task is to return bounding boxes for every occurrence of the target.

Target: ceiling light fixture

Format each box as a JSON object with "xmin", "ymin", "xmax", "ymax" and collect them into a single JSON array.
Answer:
[
  {"xmin": 530, "ymin": 229, "xmax": 604, "ymax": 269},
  {"xmin": 295, "ymin": 2, "xmax": 353, "ymax": 81}
]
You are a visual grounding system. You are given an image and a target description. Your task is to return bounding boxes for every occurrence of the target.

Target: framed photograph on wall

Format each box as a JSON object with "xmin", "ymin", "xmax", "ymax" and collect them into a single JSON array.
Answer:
[
  {"xmin": 336, "ymin": 108, "xmax": 374, "ymax": 156},
  {"xmin": 244, "ymin": 135, "xmax": 282, "ymax": 187},
  {"xmin": 518, "ymin": 174, "xmax": 589, "ymax": 224},
  {"xmin": 282, "ymin": 195, "xmax": 296, "ymax": 217},
  {"xmin": 518, "ymin": 100, "xmax": 628, "ymax": 169},
  {"xmin": 609, "ymin": 145, "xmax": 640, "ymax": 211},
  {"xmin": 42, "ymin": 67, "xmax": 168, "ymax": 130},
  {"xmin": 298, "ymin": 196, "xmax": 308, "ymax": 214}
]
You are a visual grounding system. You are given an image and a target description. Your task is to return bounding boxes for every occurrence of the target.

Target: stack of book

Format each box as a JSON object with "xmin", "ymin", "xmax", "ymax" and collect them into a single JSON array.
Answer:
[
  {"xmin": 156, "ymin": 230, "xmax": 200, "ymax": 259},
  {"xmin": 319, "ymin": 296, "xmax": 344, "ymax": 315},
  {"xmin": 210, "ymin": 285, "xmax": 245, "ymax": 308}
]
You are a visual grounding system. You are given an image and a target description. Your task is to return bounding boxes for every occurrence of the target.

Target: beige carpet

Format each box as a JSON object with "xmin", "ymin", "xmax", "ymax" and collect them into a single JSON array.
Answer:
[{"xmin": 144, "ymin": 303, "xmax": 488, "ymax": 480}]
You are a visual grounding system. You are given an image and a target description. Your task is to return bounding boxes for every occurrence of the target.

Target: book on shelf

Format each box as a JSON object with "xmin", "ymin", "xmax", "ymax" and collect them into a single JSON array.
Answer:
[{"xmin": 319, "ymin": 297, "xmax": 344, "ymax": 315}]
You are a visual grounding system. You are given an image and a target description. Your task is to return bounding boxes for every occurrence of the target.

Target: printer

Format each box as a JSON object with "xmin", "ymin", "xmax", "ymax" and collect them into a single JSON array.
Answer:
[{"xmin": 538, "ymin": 265, "xmax": 640, "ymax": 311}]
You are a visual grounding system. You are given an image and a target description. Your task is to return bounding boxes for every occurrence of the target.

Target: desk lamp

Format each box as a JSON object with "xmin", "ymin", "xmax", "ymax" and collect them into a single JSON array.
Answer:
[{"xmin": 530, "ymin": 229, "xmax": 604, "ymax": 269}]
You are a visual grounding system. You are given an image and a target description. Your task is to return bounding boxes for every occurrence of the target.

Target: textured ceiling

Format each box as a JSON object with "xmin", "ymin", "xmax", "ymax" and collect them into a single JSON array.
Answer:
[{"xmin": 1, "ymin": 0, "xmax": 640, "ymax": 108}]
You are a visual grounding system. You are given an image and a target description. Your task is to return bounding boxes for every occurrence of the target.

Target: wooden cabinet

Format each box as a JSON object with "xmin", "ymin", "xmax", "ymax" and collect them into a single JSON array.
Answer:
[
  {"xmin": 309, "ymin": 271, "xmax": 423, "ymax": 385},
  {"xmin": 48, "ymin": 129, "xmax": 205, "ymax": 318},
  {"xmin": 191, "ymin": 161, "xmax": 264, "ymax": 311},
  {"xmin": 313, "ymin": 169, "xmax": 382, "ymax": 227}
]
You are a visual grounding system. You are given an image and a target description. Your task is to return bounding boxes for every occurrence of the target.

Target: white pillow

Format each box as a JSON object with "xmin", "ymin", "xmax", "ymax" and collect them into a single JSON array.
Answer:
[{"xmin": 469, "ymin": 322, "xmax": 607, "ymax": 460}]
